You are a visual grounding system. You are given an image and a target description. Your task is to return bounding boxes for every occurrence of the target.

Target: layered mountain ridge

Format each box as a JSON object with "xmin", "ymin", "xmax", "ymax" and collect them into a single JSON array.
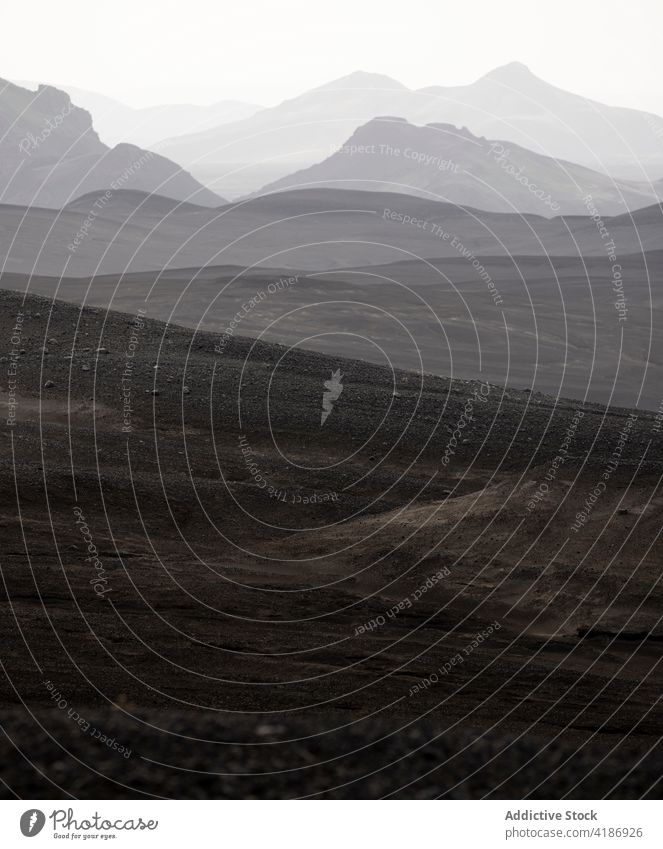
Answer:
[
  {"xmin": 0, "ymin": 78, "xmax": 224, "ymax": 207},
  {"xmin": 255, "ymin": 116, "xmax": 663, "ymax": 215},
  {"xmin": 155, "ymin": 64, "xmax": 663, "ymax": 197}
]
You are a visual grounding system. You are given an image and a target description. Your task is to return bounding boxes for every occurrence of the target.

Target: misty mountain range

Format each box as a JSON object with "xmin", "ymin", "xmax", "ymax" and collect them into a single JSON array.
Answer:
[
  {"xmin": 3, "ymin": 52, "xmax": 660, "ymax": 413},
  {"xmin": 3, "ymin": 66, "xmax": 663, "ymax": 213},
  {"xmin": 257, "ymin": 116, "xmax": 663, "ymax": 215},
  {"xmin": 0, "ymin": 78, "xmax": 224, "ymax": 207},
  {"xmin": 15, "ymin": 81, "xmax": 262, "ymax": 148},
  {"xmin": 155, "ymin": 63, "xmax": 663, "ymax": 196}
]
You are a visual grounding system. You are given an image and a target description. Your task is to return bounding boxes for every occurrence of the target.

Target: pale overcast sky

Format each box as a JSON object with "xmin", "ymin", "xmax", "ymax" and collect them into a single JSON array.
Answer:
[{"xmin": 4, "ymin": 0, "xmax": 662, "ymax": 114}]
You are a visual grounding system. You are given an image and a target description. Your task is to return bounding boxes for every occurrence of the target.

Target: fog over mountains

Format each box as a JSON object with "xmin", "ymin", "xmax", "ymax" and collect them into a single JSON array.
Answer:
[
  {"xmin": 22, "ymin": 83, "xmax": 262, "ymax": 148},
  {"xmin": 257, "ymin": 117, "xmax": 663, "ymax": 215},
  {"xmin": 0, "ymin": 79, "xmax": 224, "ymax": 207},
  {"xmin": 154, "ymin": 64, "xmax": 663, "ymax": 197},
  {"xmin": 4, "ymin": 66, "xmax": 663, "ymax": 211},
  {"xmin": 1, "ymin": 62, "xmax": 662, "ymax": 412}
]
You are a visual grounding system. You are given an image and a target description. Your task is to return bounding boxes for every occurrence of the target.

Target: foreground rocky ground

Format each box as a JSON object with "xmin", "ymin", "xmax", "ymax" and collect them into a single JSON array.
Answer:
[
  {"xmin": 1, "ymin": 709, "xmax": 661, "ymax": 799},
  {"xmin": 1, "ymin": 290, "xmax": 662, "ymax": 798}
]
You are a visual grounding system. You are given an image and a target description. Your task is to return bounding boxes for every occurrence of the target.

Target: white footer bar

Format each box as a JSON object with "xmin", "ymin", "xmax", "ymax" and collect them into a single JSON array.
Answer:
[{"xmin": 1, "ymin": 800, "xmax": 661, "ymax": 848}]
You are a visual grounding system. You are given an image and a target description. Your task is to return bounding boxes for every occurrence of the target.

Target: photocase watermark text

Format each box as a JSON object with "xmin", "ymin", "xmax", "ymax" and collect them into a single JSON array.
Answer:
[{"xmin": 72, "ymin": 507, "xmax": 113, "ymax": 596}]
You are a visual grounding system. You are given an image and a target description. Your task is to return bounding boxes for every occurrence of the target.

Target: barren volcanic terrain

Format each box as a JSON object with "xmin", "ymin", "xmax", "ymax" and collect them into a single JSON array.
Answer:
[
  {"xmin": 4, "ymin": 247, "xmax": 663, "ymax": 411},
  {"xmin": 1, "ymin": 290, "xmax": 662, "ymax": 798},
  {"xmin": 2, "ymin": 189, "xmax": 662, "ymax": 278}
]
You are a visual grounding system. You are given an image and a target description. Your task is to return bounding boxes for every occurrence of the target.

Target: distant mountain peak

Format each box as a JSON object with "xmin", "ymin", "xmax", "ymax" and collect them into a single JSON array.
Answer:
[
  {"xmin": 372, "ymin": 115, "xmax": 409, "ymax": 123},
  {"xmin": 32, "ymin": 82, "xmax": 77, "ymax": 112},
  {"xmin": 317, "ymin": 71, "xmax": 406, "ymax": 91},
  {"xmin": 480, "ymin": 62, "xmax": 541, "ymax": 86}
]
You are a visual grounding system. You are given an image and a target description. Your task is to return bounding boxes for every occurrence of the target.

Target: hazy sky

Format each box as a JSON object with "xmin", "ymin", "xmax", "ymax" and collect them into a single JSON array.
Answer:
[{"xmin": 5, "ymin": 0, "xmax": 662, "ymax": 113}]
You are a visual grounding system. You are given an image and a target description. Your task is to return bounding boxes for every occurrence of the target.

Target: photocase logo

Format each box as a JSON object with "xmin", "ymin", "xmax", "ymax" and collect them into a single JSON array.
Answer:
[
  {"xmin": 321, "ymin": 368, "xmax": 343, "ymax": 425},
  {"xmin": 20, "ymin": 810, "xmax": 45, "ymax": 837}
]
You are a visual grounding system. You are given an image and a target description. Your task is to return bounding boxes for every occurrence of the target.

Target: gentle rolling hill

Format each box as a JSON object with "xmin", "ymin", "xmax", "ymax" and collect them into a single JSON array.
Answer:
[
  {"xmin": 2, "ymin": 249, "xmax": 661, "ymax": 411},
  {"xmin": 0, "ymin": 187, "xmax": 661, "ymax": 278}
]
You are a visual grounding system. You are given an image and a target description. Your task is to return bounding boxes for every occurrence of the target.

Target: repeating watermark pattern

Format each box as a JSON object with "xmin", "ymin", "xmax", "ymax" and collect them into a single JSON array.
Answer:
[
  {"xmin": 644, "ymin": 112, "xmax": 663, "ymax": 142},
  {"xmin": 237, "ymin": 435, "xmax": 339, "ymax": 504},
  {"xmin": 72, "ymin": 507, "xmax": 113, "ymax": 597},
  {"xmin": 383, "ymin": 208, "xmax": 429, "ymax": 229},
  {"xmin": 332, "ymin": 141, "xmax": 459, "ymax": 173},
  {"xmin": 111, "ymin": 150, "xmax": 155, "ymax": 192},
  {"xmin": 321, "ymin": 368, "xmax": 343, "ymax": 425},
  {"xmin": 582, "ymin": 194, "xmax": 627, "ymax": 322},
  {"xmin": 447, "ymin": 234, "xmax": 504, "ymax": 307},
  {"xmin": 354, "ymin": 566, "xmax": 451, "ymax": 636},
  {"xmin": 441, "ymin": 383, "xmax": 491, "ymax": 468},
  {"xmin": 382, "ymin": 209, "xmax": 503, "ymax": 306},
  {"xmin": 214, "ymin": 276, "xmax": 298, "ymax": 353},
  {"xmin": 486, "ymin": 142, "xmax": 561, "ymax": 212},
  {"xmin": 269, "ymin": 488, "xmax": 339, "ymax": 504},
  {"xmin": 570, "ymin": 413, "xmax": 638, "ymax": 532},
  {"xmin": 527, "ymin": 408, "xmax": 585, "ymax": 511},
  {"xmin": 652, "ymin": 397, "xmax": 663, "ymax": 434},
  {"xmin": 120, "ymin": 308, "xmax": 147, "ymax": 433},
  {"xmin": 407, "ymin": 620, "xmax": 502, "ymax": 697},
  {"xmin": 3, "ymin": 49, "xmax": 663, "ymax": 813},
  {"xmin": 67, "ymin": 151, "xmax": 155, "ymax": 253},
  {"xmin": 5, "ymin": 311, "xmax": 24, "ymax": 427},
  {"xmin": 43, "ymin": 680, "xmax": 132, "ymax": 759},
  {"xmin": 17, "ymin": 102, "xmax": 74, "ymax": 157}
]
